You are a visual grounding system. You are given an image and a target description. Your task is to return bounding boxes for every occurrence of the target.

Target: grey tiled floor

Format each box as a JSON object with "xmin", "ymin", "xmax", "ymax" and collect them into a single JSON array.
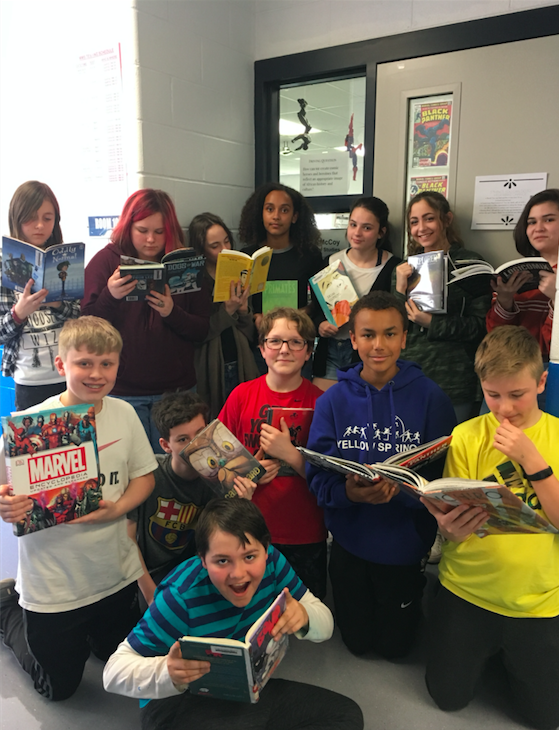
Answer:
[{"xmin": 1, "ymin": 520, "xmax": 533, "ymax": 730}]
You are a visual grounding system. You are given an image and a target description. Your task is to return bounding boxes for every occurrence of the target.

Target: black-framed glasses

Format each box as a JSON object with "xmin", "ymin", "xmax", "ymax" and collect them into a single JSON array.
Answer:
[{"xmin": 263, "ymin": 337, "xmax": 307, "ymax": 351}]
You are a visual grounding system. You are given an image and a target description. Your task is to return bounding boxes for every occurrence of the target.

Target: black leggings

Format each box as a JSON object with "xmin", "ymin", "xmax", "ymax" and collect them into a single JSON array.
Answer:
[
  {"xmin": 141, "ymin": 678, "xmax": 363, "ymax": 730},
  {"xmin": 426, "ymin": 585, "xmax": 559, "ymax": 730}
]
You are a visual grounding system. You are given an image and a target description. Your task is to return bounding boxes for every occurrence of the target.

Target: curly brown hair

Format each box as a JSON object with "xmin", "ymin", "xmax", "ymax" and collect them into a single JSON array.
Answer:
[
  {"xmin": 405, "ymin": 191, "xmax": 463, "ymax": 255},
  {"xmin": 238, "ymin": 182, "xmax": 321, "ymax": 256}
]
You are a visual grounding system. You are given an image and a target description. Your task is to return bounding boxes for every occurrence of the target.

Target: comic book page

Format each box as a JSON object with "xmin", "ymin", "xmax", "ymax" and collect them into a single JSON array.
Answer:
[
  {"xmin": 181, "ymin": 419, "xmax": 266, "ymax": 497},
  {"xmin": 412, "ymin": 101, "xmax": 452, "ymax": 168},
  {"xmin": 2, "ymin": 404, "xmax": 100, "ymax": 536}
]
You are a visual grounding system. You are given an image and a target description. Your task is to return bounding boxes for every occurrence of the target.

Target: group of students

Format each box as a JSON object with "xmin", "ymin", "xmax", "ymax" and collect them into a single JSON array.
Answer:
[{"xmin": 0, "ymin": 178, "xmax": 557, "ymax": 730}]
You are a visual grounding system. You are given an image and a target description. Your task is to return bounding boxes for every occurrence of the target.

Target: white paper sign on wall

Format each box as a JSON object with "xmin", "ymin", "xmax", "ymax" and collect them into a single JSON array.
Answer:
[
  {"xmin": 471, "ymin": 172, "xmax": 548, "ymax": 230},
  {"xmin": 300, "ymin": 152, "xmax": 349, "ymax": 196}
]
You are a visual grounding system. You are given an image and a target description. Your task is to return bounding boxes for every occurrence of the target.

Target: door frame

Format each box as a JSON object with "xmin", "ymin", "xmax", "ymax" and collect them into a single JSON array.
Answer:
[{"xmin": 254, "ymin": 6, "xmax": 559, "ymax": 213}]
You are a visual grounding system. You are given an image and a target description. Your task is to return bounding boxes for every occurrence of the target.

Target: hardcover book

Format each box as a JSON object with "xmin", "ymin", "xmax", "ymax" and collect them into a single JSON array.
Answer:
[
  {"xmin": 265, "ymin": 407, "xmax": 315, "ymax": 477},
  {"xmin": 406, "ymin": 250, "xmax": 448, "ymax": 313},
  {"xmin": 179, "ymin": 591, "xmax": 288, "ymax": 704},
  {"xmin": 119, "ymin": 249, "xmax": 206, "ymax": 300},
  {"xmin": 448, "ymin": 256, "xmax": 553, "ymax": 295},
  {"xmin": 299, "ymin": 437, "xmax": 557, "ymax": 537},
  {"xmin": 309, "ymin": 259, "xmax": 359, "ymax": 327},
  {"xmin": 213, "ymin": 247, "xmax": 272, "ymax": 303},
  {"xmin": 2, "ymin": 235, "xmax": 85, "ymax": 301},
  {"xmin": 2, "ymin": 404, "xmax": 101, "ymax": 536},
  {"xmin": 181, "ymin": 419, "xmax": 267, "ymax": 497}
]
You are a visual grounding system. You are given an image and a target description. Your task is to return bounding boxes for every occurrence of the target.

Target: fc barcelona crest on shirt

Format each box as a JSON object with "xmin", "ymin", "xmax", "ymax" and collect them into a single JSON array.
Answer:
[{"xmin": 148, "ymin": 497, "xmax": 201, "ymax": 550}]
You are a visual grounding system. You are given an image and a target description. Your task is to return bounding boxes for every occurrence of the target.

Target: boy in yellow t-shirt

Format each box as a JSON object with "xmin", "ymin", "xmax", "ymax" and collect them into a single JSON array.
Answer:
[{"xmin": 422, "ymin": 326, "xmax": 559, "ymax": 730}]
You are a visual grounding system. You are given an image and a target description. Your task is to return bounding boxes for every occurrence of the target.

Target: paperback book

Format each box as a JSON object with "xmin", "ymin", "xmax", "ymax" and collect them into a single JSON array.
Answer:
[
  {"xmin": 179, "ymin": 591, "xmax": 288, "ymax": 703},
  {"xmin": 2, "ymin": 404, "xmax": 101, "ymax": 536},
  {"xmin": 448, "ymin": 256, "xmax": 553, "ymax": 296},
  {"xmin": 181, "ymin": 419, "xmax": 267, "ymax": 497},
  {"xmin": 406, "ymin": 250, "xmax": 448, "ymax": 313},
  {"xmin": 119, "ymin": 248, "xmax": 205, "ymax": 300},
  {"xmin": 2, "ymin": 235, "xmax": 85, "ymax": 301},
  {"xmin": 213, "ymin": 247, "xmax": 272, "ymax": 303},
  {"xmin": 298, "ymin": 438, "xmax": 557, "ymax": 537},
  {"xmin": 309, "ymin": 259, "xmax": 359, "ymax": 327}
]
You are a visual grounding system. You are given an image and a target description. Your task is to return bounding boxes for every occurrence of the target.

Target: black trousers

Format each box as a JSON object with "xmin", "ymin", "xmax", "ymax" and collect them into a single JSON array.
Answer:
[
  {"xmin": 329, "ymin": 540, "xmax": 426, "ymax": 659},
  {"xmin": 273, "ymin": 541, "xmax": 328, "ymax": 600},
  {"xmin": 1, "ymin": 583, "xmax": 139, "ymax": 701},
  {"xmin": 426, "ymin": 585, "xmax": 559, "ymax": 730},
  {"xmin": 141, "ymin": 678, "xmax": 363, "ymax": 730}
]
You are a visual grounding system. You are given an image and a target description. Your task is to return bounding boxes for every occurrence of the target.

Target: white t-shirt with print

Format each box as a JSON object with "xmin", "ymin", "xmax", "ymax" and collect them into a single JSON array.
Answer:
[
  {"xmin": 329, "ymin": 248, "xmax": 393, "ymax": 340},
  {"xmin": 12, "ymin": 303, "xmax": 67, "ymax": 385},
  {"xmin": 15, "ymin": 395, "xmax": 158, "ymax": 613}
]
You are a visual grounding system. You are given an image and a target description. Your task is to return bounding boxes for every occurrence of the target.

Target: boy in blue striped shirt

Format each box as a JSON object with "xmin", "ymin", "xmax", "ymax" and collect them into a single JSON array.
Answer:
[{"xmin": 104, "ymin": 498, "xmax": 363, "ymax": 730}]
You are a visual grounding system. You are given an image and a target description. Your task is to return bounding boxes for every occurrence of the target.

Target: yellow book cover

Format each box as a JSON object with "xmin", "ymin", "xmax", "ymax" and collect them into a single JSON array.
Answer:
[{"xmin": 213, "ymin": 247, "xmax": 272, "ymax": 302}]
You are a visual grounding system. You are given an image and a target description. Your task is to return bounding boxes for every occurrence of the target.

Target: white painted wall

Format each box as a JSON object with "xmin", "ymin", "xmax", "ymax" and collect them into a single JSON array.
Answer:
[
  {"xmin": 133, "ymin": 0, "xmax": 255, "ymax": 237},
  {"xmin": 0, "ymin": 0, "xmax": 137, "ymax": 262},
  {"xmin": 254, "ymin": 0, "xmax": 557, "ymax": 60}
]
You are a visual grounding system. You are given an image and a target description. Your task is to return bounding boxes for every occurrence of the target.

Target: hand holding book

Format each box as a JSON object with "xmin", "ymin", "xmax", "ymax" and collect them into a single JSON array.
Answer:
[
  {"xmin": 421, "ymin": 499, "xmax": 489, "ymax": 543},
  {"xmin": 345, "ymin": 473, "xmax": 399, "ymax": 505},
  {"xmin": 271, "ymin": 588, "xmax": 309, "ymax": 641},
  {"xmin": 167, "ymin": 641, "xmax": 210, "ymax": 688}
]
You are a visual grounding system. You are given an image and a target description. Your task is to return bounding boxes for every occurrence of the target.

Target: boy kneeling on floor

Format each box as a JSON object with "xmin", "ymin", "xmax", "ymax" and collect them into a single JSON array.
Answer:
[{"xmin": 104, "ymin": 498, "xmax": 364, "ymax": 730}]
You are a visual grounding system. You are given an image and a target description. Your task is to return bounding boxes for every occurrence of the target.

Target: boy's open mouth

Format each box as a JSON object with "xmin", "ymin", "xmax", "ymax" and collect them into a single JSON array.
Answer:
[{"xmin": 230, "ymin": 582, "xmax": 250, "ymax": 595}]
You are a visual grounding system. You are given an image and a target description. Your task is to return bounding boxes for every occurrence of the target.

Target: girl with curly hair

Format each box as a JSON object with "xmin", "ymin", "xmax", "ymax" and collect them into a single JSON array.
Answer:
[{"xmin": 239, "ymin": 183, "xmax": 323, "ymax": 374}]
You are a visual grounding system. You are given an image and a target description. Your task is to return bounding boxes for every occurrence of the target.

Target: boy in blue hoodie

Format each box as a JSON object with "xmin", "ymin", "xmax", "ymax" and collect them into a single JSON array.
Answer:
[{"xmin": 306, "ymin": 291, "xmax": 456, "ymax": 659}]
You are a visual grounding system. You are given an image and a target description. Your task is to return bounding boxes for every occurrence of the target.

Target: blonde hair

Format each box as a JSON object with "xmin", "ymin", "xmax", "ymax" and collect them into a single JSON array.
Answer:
[
  {"xmin": 474, "ymin": 326, "xmax": 543, "ymax": 383},
  {"xmin": 59, "ymin": 316, "xmax": 123, "ymax": 360},
  {"xmin": 258, "ymin": 307, "xmax": 315, "ymax": 348}
]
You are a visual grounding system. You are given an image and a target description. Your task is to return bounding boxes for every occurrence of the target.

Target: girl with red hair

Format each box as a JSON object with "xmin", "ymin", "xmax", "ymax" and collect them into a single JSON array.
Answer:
[{"xmin": 82, "ymin": 189, "xmax": 211, "ymax": 450}]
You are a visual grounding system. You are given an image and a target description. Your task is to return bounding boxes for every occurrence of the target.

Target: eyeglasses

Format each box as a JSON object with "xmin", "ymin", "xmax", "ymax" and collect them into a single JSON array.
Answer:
[{"xmin": 263, "ymin": 337, "xmax": 308, "ymax": 351}]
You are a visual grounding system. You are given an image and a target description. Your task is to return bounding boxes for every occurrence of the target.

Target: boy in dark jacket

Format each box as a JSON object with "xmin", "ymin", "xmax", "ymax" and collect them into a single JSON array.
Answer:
[{"xmin": 306, "ymin": 291, "xmax": 456, "ymax": 659}]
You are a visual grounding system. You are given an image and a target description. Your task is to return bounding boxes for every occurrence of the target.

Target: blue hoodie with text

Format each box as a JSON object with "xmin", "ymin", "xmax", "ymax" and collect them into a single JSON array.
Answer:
[{"xmin": 306, "ymin": 360, "xmax": 456, "ymax": 565}]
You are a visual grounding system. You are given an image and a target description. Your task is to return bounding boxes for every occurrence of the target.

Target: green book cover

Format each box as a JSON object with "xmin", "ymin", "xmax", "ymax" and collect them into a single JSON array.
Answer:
[{"xmin": 262, "ymin": 280, "xmax": 297, "ymax": 313}]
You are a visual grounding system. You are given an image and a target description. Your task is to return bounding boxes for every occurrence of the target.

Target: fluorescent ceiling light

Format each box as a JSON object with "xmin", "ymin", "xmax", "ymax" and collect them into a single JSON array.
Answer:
[{"xmin": 279, "ymin": 119, "xmax": 322, "ymax": 135}]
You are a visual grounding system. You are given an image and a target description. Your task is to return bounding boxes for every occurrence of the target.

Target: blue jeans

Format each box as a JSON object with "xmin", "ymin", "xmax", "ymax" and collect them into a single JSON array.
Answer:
[
  {"xmin": 115, "ymin": 394, "xmax": 165, "ymax": 454},
  {"xmin": 324, "ymin": 338, "xmax": 354, "ymax": 380}
]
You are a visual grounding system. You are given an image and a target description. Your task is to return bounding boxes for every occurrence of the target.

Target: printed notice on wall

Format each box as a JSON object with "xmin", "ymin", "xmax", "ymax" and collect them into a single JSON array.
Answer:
[
  {"xmin": 471, "ymin": 173, "xmax": 548, "ymax": 230},
  {"xmin": 300, "ymin": 153, "xmax": 349, "ymax": 196}
]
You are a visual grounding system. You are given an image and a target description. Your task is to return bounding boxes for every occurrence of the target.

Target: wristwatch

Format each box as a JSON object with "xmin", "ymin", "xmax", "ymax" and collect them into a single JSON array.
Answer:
[{"xmin": 523, "ymin": 466, "xmax": 553, "ymax": 481}]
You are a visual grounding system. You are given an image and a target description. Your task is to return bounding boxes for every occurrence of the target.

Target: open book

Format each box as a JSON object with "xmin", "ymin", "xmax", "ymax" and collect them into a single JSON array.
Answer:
[
  {"xmin": 179, "ymin": 591, "xmax": 288, "ymax": 703},
  {"xmin": 2, "ymin": 404, "xmax": 101, "ymax": 536},
  {"xmin": 448, "ymin": 256, "xmax": 553, "ymax": 295},
  {"xmin": 2, "ymin": 235, "xmax": 85, "ymax": 301},
  {"xmin": 406, "ymin": 251, "xmax": 448, "ymax": 313},
  {"xmin": 213, "ymin": 247, "xmax": 272, "ymax": 303},
  {"xmin": 299, "ymin": 439, "xmax": 557, "ymax": 537},
  {"xmin": 299, "ymin": 435, "xmax": 451, "ymax": 482},
  {"xmin": 309, "ymin": 259, "xmax": 359, "ymax": 327},
  {"xmin": 181, "ymin": 419, "xmax": 266, "ymax": 497},
  {"xmin": 119, "ymin": 249, "xmax": 205, "ymax": 299}
]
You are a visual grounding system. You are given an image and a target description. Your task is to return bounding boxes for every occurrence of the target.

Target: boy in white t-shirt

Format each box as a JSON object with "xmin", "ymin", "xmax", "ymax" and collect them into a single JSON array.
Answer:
[{"xmin": 0, "ymin": 316, "xmax": 158, "ymax": 701}]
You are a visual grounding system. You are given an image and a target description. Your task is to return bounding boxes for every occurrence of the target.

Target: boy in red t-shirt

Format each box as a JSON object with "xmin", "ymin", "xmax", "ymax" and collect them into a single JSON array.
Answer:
[{"xmin": 219, "ymin": 307, "xmax": 327, "ymax": 597}]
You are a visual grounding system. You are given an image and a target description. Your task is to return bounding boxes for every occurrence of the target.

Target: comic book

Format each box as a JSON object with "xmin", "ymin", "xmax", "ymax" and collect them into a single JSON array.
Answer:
[
  {"xmin": 309, "ymin": 259, "xmax": 359, "ymax": 327},
  {"xmin": 180, "ymin": 419, "xmax": 267, "ymax": 498},
  {"xmin": 406, "ymin": 251, "xmax": 448, "ymax": 313},
  {"xmin": 299, "ymin": 438, "xmax": 557, "ymax": 537},
  {"xmin": 448, "ymin": 256, "xmax": 553, "ymax": 296},
  {"xmin": 213, "ymin": 247, "xmax": 272, "ymax": 303},
  {"xmin": 412, "ymin": 101, "xmax": 452, "ymax": 168},
  {"xmin": 2, "ymin": 235, "xmax": 85, "ymax": 302},
  {"xmin": 179, "ymin": 591, "xmax": 288, "ymax": 703},
  {"xmin": 2, "ymin": 404, "xmax": 101, "ymax": 536},
  {"xmin": 119, "ymin": 249, "xmax": 205, "ymax": 300}
]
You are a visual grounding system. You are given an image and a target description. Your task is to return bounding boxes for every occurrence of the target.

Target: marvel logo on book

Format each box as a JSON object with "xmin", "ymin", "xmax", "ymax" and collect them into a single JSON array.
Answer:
[{"xmin": 28, "ymin": 446, "xmax": 88, "ymax": 485}]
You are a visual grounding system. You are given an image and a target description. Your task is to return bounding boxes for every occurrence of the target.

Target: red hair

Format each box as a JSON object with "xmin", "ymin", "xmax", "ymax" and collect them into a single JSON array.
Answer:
[{"xmin": 111, "ymin": 189, "xmax": 185, "ymax": 257}]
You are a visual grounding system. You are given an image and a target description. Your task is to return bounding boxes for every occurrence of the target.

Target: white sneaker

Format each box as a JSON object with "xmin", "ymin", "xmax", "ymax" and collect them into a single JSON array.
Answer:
[{"xmin": 427, "ymin": 532, "xmax": 445, "ymax": 564}]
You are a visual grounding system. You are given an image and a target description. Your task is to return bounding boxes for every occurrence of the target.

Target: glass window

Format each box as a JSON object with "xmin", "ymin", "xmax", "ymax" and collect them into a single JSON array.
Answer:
[{"xmin": 279, "ymin": 77, "xmax": 366, "ymax": 197}]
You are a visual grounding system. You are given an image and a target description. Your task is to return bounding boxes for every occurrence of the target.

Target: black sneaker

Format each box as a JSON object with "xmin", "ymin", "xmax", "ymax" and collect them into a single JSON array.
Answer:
[{"xmin": 0, "ymin": 578, "xmax": 17, "ymax": 605}]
